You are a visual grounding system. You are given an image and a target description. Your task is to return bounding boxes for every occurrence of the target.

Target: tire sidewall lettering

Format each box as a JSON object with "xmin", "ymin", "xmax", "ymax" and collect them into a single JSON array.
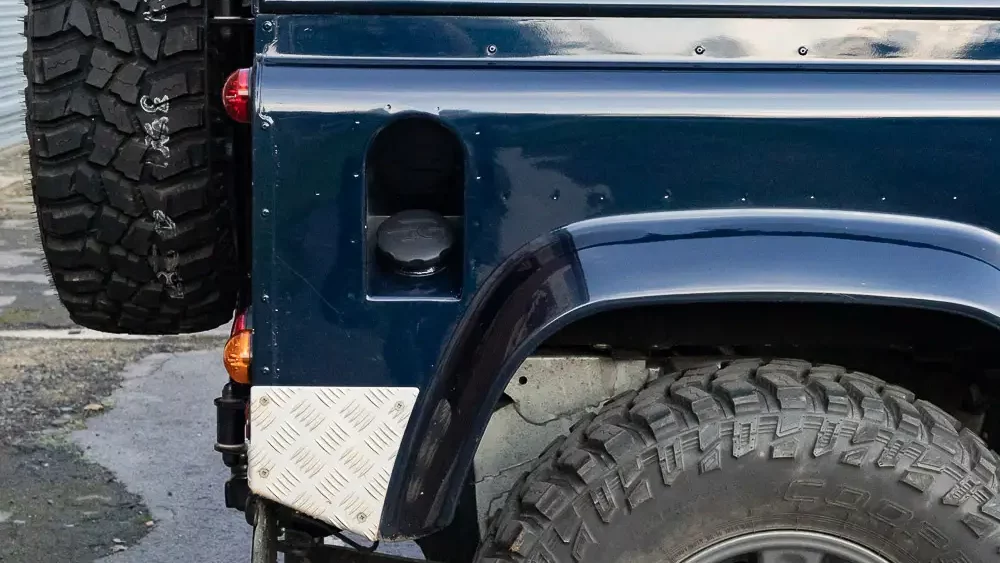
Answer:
[{"xmin": 783, "ymin": 479, "xmax": 954, "ymax": 557}]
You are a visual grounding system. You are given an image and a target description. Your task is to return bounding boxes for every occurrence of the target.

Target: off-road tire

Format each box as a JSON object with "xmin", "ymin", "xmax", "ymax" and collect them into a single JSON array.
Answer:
[
  {"xmin": 478, "ymin": 359, "xmax": 1000, "ymax": 563},
  {"xmin": 24, "ymin": 0, "xmax": 238, "ymax": 333}
]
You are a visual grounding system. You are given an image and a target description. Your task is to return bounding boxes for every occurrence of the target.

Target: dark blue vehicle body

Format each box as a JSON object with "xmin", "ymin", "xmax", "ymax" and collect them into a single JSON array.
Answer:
[{"xmin": 250, "ymin": 2, "xmax": 1000, "ymax": 538}]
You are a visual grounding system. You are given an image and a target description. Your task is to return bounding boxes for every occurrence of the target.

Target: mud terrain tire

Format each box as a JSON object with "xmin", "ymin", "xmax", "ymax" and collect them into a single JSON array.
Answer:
[
  {"xmin": 24, "ymin": 0, "xmax": 237, "ymax": 333},
  {"xmin": 479, "ymin": 359, "xmax": 1000, "ymax": 563}
]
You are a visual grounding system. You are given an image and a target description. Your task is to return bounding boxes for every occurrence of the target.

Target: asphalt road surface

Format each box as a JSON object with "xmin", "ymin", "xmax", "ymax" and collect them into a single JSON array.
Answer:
[
  {"xmin": 0, "ymin": 148, "xmax": 421, "ymax": 563},
  {"xmin": 73, "ymin": 352, "xmax": 252, "ymax": 562}
]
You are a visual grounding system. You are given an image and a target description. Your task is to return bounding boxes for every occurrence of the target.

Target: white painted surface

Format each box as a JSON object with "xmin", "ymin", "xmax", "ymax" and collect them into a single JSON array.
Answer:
[
  {"xmin": 0, "ymin": 272, "xmax": 49, "ymax": 284},
  {"xmin": 0, "ymin": 219, "xmax": 37, "ymax": 231},
  {"xmin": 0, "ymin": 249, "xmax": 38, "ymax": 269}
]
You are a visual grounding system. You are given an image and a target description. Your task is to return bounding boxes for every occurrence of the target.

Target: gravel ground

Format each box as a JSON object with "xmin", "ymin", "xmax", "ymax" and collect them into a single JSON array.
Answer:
[
  {"xmin": 0, "ymin": 339, "xmax": 225, "ymax": 563},
  {"xmin": 0, "ymin": 445, "xmax": 148, "ymax": 562}
]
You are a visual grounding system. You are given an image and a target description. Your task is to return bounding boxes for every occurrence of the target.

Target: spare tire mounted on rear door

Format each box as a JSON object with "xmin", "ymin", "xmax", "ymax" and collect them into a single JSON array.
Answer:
[{"xmin": 24, "ymin": 0, "xmax": 238, "ymax": 334}]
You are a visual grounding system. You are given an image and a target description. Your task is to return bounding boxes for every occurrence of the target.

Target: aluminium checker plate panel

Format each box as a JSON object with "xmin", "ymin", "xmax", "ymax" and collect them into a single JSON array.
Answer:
[{"xmin": 248, "ymin": 386, "xmax": 419, "ymax": 540}]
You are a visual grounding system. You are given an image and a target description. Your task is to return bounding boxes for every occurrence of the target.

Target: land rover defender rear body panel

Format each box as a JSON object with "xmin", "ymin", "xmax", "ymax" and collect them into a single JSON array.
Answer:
[{"xmin": 248, "ymin": 7, "xmax": 1000, "ymax": 540}]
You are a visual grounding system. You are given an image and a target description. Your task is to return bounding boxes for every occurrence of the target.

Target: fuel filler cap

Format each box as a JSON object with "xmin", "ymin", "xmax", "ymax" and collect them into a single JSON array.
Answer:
[{"xmin": 376, "ymin": 210, "xmax": 455, "ymax": 277}]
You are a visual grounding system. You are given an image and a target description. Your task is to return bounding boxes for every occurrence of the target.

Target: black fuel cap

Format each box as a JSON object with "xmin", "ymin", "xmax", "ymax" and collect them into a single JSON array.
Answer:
[{"xmin": 376, "ymin": 210, "xmax": 455, "ymax": 277}]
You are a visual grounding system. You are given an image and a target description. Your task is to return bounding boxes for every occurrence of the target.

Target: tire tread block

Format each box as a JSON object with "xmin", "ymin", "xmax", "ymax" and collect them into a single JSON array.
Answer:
[{"xmin": 478, "ymin": 359, "xmax": 1000, "ymax": 562}]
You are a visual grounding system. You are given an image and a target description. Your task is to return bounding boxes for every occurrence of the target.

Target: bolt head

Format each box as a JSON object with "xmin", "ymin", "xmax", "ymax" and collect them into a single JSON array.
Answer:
[{"xmin": 262, "ymin": 20, "xmax": 273, "ymax": 31}]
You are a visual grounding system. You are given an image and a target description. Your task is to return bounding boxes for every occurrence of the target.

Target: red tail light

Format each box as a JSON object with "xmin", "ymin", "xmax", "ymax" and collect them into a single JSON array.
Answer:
[
  {"xmin": 222, "ymin": 68, "xmax": 250, "ymax": 123},
  {"xmin": 230, "ymin": 309, "xmax": 248, "ymax": 337}
]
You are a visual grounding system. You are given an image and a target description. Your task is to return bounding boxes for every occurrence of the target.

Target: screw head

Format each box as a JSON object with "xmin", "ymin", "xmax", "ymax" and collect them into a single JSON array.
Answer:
[
  {"xmin": 262, "ymin": 20, "xmax": 273, "ymax": 31},
  {"xmin": 261, "ymin": 293, "xmax": 270, "ymax": 303},
  {"xmin": 694, "ymin": 45, "xmax": 705, "ymax": 55},
  {"xmin": 260, "ymin": 120, "xmax": 270, "ymax": 130},
  {"xmin": 798, "ymin": 46, "xmax": 809, "ymax": 56},
  {"xmin": 486, "ymin": 44, "xmax": 497, "ymax": 56},
  {"xmin": 357, "ymin": 513, "xmax": 367, "ymax": 522},
  {"xmin": 259, "ymin": 468, "xmax": 269, "ymax": 478},
  {"xmin": 261, "ymin": 208, "xmax": 270, "ymax": 217},
  {"xmin": 261, "ymin": 366, "xmax": 270, "ymax": 375}
]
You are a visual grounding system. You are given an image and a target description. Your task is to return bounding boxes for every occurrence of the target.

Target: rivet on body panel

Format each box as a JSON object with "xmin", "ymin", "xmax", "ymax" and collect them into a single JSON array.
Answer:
[
  {"xmin": 486, "ymin": 44, "xmax": 497, "ymax": 56},
  {"xmin": 798, "ymin": 46, "xmax": 809, "ymax": 56},
  {"xmin": 695, "ymin": 45, "xmax": 706, "ymax": 55},
  {"xmin": 262, "ymin": 20, "xmax": 273, "ymax": 31}
]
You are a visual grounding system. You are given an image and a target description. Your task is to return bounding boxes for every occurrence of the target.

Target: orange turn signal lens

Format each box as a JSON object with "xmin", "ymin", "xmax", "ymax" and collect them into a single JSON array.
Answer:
[{"xmin": 224, "ymin": 329, "xmax": 253, "ymax": 384}]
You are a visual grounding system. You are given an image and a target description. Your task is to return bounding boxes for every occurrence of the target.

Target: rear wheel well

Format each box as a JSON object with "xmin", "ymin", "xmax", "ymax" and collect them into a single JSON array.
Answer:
[
  {"xmin": 540, "ymin": 301, "xmax": 1000, "ymax": 396},
  {"xmin": 451, "ymin": 302, "xmax": 1000, "ymax": 552}
]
